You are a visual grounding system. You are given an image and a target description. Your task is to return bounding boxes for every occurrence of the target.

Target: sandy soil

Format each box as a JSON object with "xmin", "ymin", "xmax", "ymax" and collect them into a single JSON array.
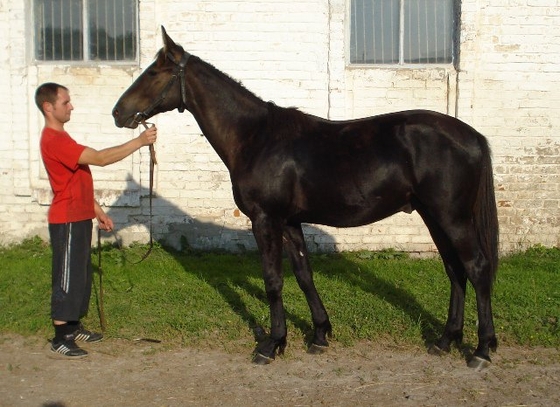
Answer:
[{"xmin": 0, "ymin": 334, "xmax": 558, "ymax": 407}]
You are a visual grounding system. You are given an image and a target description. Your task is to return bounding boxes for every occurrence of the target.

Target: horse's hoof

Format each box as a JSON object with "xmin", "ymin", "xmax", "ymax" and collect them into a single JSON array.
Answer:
[
  {"xmin": 252, "ymin": 352, "xmax": 274, "ymax": 365},
  {"xmin": 427, "ymin": 344, "xmax": 448, "ymax": 356},
  {"xmin": 467, "ymin": 355, "xmax": 491, "ymax": 370},
  {"xmin": 307, "ymin": 343, "xmax": 328, "ymax": 355}
]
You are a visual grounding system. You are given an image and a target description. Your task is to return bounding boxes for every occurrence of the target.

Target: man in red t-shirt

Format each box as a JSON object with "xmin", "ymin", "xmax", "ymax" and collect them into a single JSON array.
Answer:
[{"xmin": 35, "ymin": 82, "xmax": 157, "ymax": 358}]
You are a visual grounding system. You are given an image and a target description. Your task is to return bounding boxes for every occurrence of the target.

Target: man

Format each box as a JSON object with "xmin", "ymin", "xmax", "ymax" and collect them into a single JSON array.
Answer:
[{"xmin": 35, "ymin": 82, "xmax": 157, "ymax": 358}]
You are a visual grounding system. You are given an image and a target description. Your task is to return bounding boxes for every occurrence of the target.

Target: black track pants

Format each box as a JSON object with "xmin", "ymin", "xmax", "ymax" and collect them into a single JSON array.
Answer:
[{"xmin": 49, "ymin": 220, "xmax": 93, "ymax": 322}]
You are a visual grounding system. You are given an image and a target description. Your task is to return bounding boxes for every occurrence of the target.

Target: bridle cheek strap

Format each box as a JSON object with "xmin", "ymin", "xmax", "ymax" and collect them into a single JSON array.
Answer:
[
  {"xmin": 135, "ymin": 50, "xmax": 191, "ymax": 122},
  {"xmin": 167, "ymin": 51, "xmax": 191, "ymax": 113}
]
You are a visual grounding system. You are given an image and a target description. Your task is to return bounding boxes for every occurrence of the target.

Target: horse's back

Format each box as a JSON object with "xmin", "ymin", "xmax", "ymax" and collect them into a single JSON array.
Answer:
[
  {"xmin": 297, "ymin": 109, "xmax": 487, "ymax": 173},
  {"xmin": 237, "ymin": 107, "xmax": 489, "ymax": 227},
  {"xmin": 324, "ymin": 109, "xmax": 485, "ymax": 147}
]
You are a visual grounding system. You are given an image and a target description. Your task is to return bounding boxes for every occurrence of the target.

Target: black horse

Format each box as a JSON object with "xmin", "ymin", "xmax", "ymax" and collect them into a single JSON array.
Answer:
[{"xmin": 113, "ymin": 27, "xmax": 499, "ymax": 369}]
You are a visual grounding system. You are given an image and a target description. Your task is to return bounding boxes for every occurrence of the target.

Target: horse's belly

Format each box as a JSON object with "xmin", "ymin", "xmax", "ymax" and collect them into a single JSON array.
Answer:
[{"xmin": 294, "ymin": 196, "xmax": 413, "ymax": 228}]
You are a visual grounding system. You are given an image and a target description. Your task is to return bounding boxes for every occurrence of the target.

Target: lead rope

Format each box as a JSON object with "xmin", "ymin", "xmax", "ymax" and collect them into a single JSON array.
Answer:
[
  {"xmin": 137, "ymin": 118, "xmax": 157, "ymax": 261},
  {"xmin": 97, "ymin": 230, "xmax": 107, "ymax": 332},
  {"xmin": 96, "ymin": 122, "xmax": 157, "ymax": 331}
]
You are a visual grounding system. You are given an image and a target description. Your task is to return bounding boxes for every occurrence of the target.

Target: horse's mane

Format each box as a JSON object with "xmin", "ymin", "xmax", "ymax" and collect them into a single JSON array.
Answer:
[
  {"xmin": 159, "ymin": 47, "xmax": 263, "ymax": 103},
  {"xmin": 187, "ymin": 49, "xmax": 318, "ymax": 138},
  {"xmin": 158, "ymin": 47, "xmax": 318, "ymax": 139}
]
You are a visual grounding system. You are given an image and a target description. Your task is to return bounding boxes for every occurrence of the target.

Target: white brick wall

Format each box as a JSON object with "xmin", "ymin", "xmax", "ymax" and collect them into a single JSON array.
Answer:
[{"xmin": 1, "ymin": 0, "xmax": 559, "ymax": 254}]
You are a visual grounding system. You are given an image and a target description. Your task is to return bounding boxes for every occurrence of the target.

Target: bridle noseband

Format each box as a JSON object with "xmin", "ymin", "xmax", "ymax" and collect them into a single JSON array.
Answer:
[{"xmin": 133, "ymin": 50, "xmax": 191, "ymax": 125}]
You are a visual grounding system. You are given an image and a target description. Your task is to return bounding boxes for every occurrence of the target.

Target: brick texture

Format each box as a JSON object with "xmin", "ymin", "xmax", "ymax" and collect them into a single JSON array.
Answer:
[{"xmin": 1, "ymin": 0, "xmax": 559, "ymax": 254}]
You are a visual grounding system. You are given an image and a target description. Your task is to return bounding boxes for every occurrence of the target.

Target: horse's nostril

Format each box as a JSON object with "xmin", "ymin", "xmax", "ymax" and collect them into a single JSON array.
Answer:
[{"xmin": 112, "ymin": 108, "xmax": 119, "ymax": 117}]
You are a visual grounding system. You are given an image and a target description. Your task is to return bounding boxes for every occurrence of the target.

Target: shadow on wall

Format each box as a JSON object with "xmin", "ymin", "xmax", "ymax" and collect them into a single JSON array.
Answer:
[
  {"xmin": 98, "ymin": 180, "xmax": 445, "ymax": 346},
  {"xmin": 98, "ymin": 177, "xmax": 339, "ymax": 253}
]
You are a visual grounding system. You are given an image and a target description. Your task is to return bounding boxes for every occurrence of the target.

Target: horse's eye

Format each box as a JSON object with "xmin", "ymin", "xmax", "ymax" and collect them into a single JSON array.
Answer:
[{"xmin": 147, "ymin": 70, "xmax": 157, "ymax": 77}]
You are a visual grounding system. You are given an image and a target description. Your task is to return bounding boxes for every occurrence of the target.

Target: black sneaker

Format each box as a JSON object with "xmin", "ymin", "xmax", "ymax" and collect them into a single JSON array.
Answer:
[
  {"xmin": 50, "ymin": 338, "xmax": 88, "ymax": 358},
  {"xmin": 72, "ymin": 324, "xmax": 103, "ymax": 343}
]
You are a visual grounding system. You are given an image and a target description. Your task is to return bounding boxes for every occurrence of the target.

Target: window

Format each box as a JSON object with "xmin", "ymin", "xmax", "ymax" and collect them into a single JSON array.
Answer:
[
  {"xmin": 34, "ymin": 0, "xmax": 138, "ymax": 62},
  {"xmin": 350, "ymin": 0, "xmax": 457, "ymax": 65}
]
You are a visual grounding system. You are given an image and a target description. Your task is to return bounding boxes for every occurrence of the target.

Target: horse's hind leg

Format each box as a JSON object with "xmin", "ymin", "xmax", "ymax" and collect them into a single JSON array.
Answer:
[
  {"xmin": 451, "ymin": 233, "xmax": 497, "ymax": 369},
  {"xmin": 418, "ymin": 211, "xmax": 468, "ymax": 353},
  {"xmin": 283, "ymin": 223, "xmax": 332, "ymax": 353},
  {"xmin": 420, "ymin": 211, "xmax": 497, "ymax": 368},
  {"xmin": 443, "ymin": 221, "xmax": 497, "ymax": 365},
  {"xmin": 463, "ymin": 243, "xmax": 498, "ymax": 368}
]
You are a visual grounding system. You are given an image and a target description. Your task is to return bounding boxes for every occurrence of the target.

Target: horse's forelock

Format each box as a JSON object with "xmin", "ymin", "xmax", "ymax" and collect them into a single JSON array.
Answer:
[{"xmin": 154, "ymin": 45, "xmax": 186, "ymax": 68}]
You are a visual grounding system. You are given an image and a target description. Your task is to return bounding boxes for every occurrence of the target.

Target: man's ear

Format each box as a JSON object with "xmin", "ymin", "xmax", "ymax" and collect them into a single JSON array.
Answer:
[{"xmin": 42, "ymin": 101, "xmax": 53, "ymax": 114}]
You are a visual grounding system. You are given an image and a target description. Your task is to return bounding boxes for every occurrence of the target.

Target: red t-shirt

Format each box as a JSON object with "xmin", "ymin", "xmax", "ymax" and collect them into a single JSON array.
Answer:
[{"xmin": 40, "ymin": 127, "xmax": 96, "ymax": 224}]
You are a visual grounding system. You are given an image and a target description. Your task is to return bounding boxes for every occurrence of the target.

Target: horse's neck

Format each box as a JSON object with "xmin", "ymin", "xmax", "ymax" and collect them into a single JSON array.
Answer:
[{"xmin": 185, "ymin": 58, "xmax": 267, "ymax": 170}]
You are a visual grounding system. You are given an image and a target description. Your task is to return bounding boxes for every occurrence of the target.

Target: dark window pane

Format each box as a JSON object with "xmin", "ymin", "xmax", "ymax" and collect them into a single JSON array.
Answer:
[
  {"xmin": 35, "ymin": 0, "xmax": 137, "ymax": 62},
  {"xmin": 88, "ymin": 0, "xmax": 137, "ymax": 61},
  {"xmin": 350, "ymin": 0, "xmax": 455, "ymax": 65},
  {"xmin": 351, "ymin": 0, "xmax": 400, "ymax": 64},
  {"xmin": 403, "ymin": 0, "xmax": 453, "ymax": 64},
  {"xmin": 35, "ymin": 0, "xmax": 83, "ymax": 61}
]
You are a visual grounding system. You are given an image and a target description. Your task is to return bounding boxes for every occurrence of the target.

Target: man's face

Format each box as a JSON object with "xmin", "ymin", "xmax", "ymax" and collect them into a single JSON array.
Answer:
[{"xmin": 47, "ymin": 88, "xmax": 74, "ymax": 124}]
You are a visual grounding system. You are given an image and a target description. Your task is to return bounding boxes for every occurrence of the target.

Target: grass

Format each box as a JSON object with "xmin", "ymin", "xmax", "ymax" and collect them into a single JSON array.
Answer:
[{"xmin": 0, "ymin": 237, "xmax": 558, "ymax": 354}]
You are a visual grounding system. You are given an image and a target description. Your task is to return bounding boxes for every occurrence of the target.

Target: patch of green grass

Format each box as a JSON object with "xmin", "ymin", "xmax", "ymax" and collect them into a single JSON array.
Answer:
[
  {"xmin": 493, "ymin": 246, "xmax": 560, "ymax": 346},
  {"xmin": 0, "ymin": 238, "xmax": 558, "ymax": 353}
]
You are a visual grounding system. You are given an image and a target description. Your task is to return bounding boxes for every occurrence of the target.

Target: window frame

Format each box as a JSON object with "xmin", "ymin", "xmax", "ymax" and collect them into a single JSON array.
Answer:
[
  {"xmin": 348, "ymin": 0, "xmax": 460, "ymax": 68},
  {"xmin": 32, "ymin": 0, "xmax": 140, "ymax": 65}
]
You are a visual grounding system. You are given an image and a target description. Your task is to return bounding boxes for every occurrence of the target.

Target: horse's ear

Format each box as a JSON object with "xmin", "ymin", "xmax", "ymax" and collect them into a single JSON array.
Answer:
[{"xmin": 161, "ymin": 26, "xmax": 177, "ymax": 52}]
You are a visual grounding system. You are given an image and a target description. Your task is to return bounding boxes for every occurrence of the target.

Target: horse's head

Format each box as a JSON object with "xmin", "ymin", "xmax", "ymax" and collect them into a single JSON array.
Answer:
[{"xmin": 112, "ymin": 26, "xmax": 190, "ymax": 129}]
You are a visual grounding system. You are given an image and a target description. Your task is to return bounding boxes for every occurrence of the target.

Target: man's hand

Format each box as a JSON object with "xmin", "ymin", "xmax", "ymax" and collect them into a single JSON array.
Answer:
[
  {"xmin": 139, "ymin": 124, "xmax": 157, "ymax": 146},
  {"xmin": 94, "ymin": 201, "xmax": 114, "ymax": 231},
  {"xmin": 97, "ymin": 213, "xmax": 114, "ymax": 232}
]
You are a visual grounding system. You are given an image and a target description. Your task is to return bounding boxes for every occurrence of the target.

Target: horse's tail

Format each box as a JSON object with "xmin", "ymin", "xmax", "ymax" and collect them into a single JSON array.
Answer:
[{"xmin": 474, "ymin": 135, "xmax": 499, "ymax": 287}]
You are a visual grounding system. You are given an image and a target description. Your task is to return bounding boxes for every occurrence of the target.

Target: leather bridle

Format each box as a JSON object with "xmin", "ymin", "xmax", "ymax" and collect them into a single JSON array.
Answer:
[{"xmin": 133, "ymin": 50, "xmax": 192, "ymax": 125}]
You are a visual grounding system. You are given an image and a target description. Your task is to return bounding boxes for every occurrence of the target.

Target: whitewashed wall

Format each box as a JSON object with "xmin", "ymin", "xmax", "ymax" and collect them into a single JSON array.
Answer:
[{"xmin": 1, "ymin": 0, "xmax": 559, "ymax": 254}]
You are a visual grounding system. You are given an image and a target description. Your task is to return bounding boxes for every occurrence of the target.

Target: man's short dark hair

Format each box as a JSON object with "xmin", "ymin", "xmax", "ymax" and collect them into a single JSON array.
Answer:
[{"xmin": 35, "ymin": 83, "xmax": 68, "ymax": 115}]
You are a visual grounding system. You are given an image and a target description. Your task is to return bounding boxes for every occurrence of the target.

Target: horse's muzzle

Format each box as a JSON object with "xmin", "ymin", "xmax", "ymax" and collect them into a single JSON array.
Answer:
[{"xmin": 112, "ymin": 107, "xmax": 139, "ymax": 129}]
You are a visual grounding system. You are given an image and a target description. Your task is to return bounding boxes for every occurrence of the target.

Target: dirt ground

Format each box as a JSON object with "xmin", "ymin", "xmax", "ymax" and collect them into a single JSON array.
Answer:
[{"xmin": 0, "ymin": 334, "xmax": 558, "ymax": 407}]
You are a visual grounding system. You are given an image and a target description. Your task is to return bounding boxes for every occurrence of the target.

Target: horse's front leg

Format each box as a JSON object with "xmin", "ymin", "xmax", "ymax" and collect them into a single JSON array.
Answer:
[
  {"xmin": 283, "ymin": 223, "xmax": 332, "ymax": 353},
  {"xmin": 251, "ymin": 214, "xmax": 287, "ymax": 364}
]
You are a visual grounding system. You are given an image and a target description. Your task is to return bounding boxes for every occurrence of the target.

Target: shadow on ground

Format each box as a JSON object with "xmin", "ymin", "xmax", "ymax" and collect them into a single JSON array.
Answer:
[{"xmin": 99, "ymin": 181, "xmax": 445, "ymax": 349}]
